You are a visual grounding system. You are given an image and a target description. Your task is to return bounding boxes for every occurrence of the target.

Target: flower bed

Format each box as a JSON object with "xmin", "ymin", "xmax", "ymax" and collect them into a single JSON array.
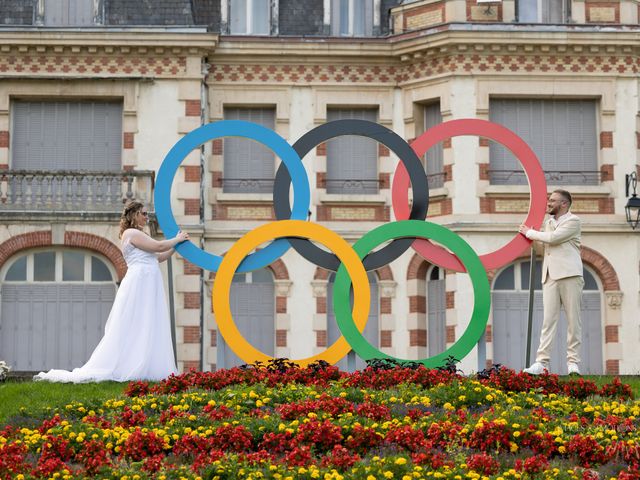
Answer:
[{"xmin": 1, "ymin": 362, "xmax": 639, "ymax": 479}]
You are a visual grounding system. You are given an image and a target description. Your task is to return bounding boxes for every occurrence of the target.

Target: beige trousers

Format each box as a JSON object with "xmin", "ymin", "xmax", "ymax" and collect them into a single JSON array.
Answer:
[{"xmin": 535, "ymin": 275, "xmax": 585, "ymax": 366}]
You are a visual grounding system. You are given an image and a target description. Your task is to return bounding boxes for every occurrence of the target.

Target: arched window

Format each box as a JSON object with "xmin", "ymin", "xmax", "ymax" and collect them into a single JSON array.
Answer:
[
  {"xmin": 0, "ymin": 249, "xmax": 116, "ymax": 371},
  {"xmin": 427, "ymin": 266, "xmax": 446, "ymax": 356},
  {"xmin": 327, "ymin": 271, "xmax": 378, "ymax": 370},
  {"xmin": 491, "ymin": 260, "xmax": 602, "ymax": 374},
  {"xmin": 218, "ymin": 268, "xmax": 275, "ymax": 368}
]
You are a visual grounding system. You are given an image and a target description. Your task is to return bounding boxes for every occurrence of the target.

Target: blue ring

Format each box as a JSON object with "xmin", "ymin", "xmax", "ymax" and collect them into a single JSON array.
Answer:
[{"xmin": 154, "ymin": 121, "xmax": 311, "ymax": 272}]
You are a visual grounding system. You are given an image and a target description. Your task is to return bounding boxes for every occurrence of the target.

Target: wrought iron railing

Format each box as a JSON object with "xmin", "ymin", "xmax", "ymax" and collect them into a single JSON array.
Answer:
[
  {"xmin": 326, "ymin": 179, "xmax": 380, "ymax": 195},
  {"xmin": 427, "ymin": 172, "xmax": 446, "ymax": 189},
  {"xmin": 488, "ymin": 170, "xmax": 601, "ymax": 186},
  {"xmin": 220, "ymin": 175, "xmax": 446, "ymax": 195},
  {"xmin": 0, "ymin": 170, "xmax": 155, "ymax": 213},
  {"xmin": 221, "ymin": 178, "xmax": 274, "ymax": 194}
]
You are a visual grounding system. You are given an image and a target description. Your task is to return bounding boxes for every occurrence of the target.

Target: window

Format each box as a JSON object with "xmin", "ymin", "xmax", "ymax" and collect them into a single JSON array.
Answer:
[
  {"xmin": 326, "ymin": 108, "xmax": 379, "ymax": 194},
  {"xmin": 331, "ymin": 0, "xmax": 374, "ymax": 36},
  {"xmin": 1, "ymin": 249, "xmax": 116, "ymax": 371},
  {"xmin": 230, "ymin": 0, "xmax": 270, "ymax": 34},
  {"xmin": 424, "ymin": 103, "xmax": 444, "ymax": 189},
  {"xmin": 518, "ymin": 0, "xmax": 568, "ymax": 23},
  {"xmin": 43, "ymin": 0, "xmax": 96, "ymax": 26},
  {"xmin": 491, "ymin": 261, "xmax": 602, "ymax": 373},
  {"xmin": 221, "ymin": 269, "xmax": 275, "ymax": 368},
  {"xmin": 12, "ymin": 100, "xmax": 122, "ymax": 171},
  {"xmin": 223, "ymin": 107, "xmax": 276, "ymax": 193},
  {"xmin": 427, "ymin": 266, "xmax": 446, "ymax": 356},
  {"xmin": 3, "ymin": 250, "xmax": 114, "ymax": 283},
  {"xmin": 489, "ymin": 99, "xmax": 598, "ymax": 185},
  {"xmin": 327, "ymin": 271, "xmax": 378, "ymax": 371}
]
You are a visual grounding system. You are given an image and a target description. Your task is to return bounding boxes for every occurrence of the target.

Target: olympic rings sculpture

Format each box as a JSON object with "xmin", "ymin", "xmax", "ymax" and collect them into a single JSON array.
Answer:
[{"xmin": 155, "ymin": 118, "xmax": 547, "ymax": 368}]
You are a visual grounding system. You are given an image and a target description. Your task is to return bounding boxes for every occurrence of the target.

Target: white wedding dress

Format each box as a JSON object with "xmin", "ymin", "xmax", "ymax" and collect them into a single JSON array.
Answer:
[{"xmin": 34, "ymin": 239, "xmax": 178, "ymax": 383}]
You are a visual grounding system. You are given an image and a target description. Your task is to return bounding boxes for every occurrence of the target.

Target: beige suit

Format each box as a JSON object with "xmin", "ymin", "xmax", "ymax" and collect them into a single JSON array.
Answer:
[{"xmin": 526, "ymin": 212, "xmax": 584, "ymax": 366}]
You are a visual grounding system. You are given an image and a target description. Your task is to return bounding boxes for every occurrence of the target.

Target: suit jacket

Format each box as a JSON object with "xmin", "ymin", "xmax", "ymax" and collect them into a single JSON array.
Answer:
[{"xmin": 527, "ymin": 212, "xmax": 583, "ymax": 282}]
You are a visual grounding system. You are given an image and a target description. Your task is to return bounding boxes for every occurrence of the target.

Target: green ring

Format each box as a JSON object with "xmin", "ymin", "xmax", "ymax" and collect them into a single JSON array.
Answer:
[{"xmin": 333, "ymin": 220, "xmax": 490, "ymax": 368}]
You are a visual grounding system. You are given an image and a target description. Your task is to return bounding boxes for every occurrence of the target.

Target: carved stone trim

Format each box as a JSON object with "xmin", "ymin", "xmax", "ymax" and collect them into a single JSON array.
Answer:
[
  {"xmin": 379, "ymin": 280, "xmax": 397, "ymax": 298},
  {"xmin": 274, "ymin": 279, "xmax": 292, "ymax": 297},
  {"xmin": 311, "ymin": 280, "xmax": 328, "ymax": 297},
  {"xmin": 605, "ymin": 291, "xmax": 623, "ymax": 309}
]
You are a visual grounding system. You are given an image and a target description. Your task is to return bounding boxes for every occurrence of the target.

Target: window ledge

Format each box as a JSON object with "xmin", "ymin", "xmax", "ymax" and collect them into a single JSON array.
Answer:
[
  {"xmin": 429, "ymin": 187, "xmax": 449, "ymax": 199},
  {"xmin": 318, "ymin": 193, "xmax": 386, "ymax": 204},
  {"xmin": 216, "ymin": 192, "xmax": 273, "ymax": 203},
  {"xmin": 480, "ymin": 184, "xmax": 613, "ymax": 196}
]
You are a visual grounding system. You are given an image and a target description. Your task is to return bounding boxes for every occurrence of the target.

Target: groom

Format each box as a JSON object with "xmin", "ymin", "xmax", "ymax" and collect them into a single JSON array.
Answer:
[{"xmin": 518, "ymin": 189, "xmax": 584, "ymax": 376}]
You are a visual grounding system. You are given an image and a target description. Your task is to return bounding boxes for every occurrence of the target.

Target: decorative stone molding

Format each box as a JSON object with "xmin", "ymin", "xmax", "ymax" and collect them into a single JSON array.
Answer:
[
  {"xmin": 274, "ymin": 279, "xmax": 293, "ymax": 297},
  {"xmin": 605, "ymin": 291, "xmax": 623, "ymax": 309},
  {"xmin": 311, "ymin": 280, "xmax": 328, "ymax": 297},
  {"xmin": 379, "ymin": 280, "xmax": 398, "ymax": 298}
]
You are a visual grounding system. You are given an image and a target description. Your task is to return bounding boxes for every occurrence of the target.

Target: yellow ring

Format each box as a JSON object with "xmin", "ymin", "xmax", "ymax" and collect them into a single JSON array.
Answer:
[{"xmin": 212, "ymin": 220, "xmax": 370, "ymax": 366}]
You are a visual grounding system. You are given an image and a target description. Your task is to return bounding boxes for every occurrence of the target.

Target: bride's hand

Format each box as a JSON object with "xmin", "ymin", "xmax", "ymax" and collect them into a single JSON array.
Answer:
[{"xmin": 176, "ymin": 231, "xmax": 189, "ymax": 243}]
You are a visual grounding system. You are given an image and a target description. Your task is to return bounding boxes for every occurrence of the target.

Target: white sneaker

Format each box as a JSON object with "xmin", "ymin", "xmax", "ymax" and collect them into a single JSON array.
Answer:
[
  {"xmin": 568, "ymin": 363, "xmax": 581, "ymax": 375},
  {"xmin": 523, "ymin": 362, "xmax": 548, "ymax": 375}
]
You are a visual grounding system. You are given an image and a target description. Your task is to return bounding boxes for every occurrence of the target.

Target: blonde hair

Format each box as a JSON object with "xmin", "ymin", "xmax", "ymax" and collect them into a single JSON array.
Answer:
[{"xmin": 119, "ymin": 201, "xmax": 144, "ymax": 238}]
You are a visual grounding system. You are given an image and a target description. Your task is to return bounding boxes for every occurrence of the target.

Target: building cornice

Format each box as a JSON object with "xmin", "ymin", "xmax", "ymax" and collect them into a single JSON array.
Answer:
[{"xmin": 0, "ymin": 29, "xmax": 218, "ymax": 55}]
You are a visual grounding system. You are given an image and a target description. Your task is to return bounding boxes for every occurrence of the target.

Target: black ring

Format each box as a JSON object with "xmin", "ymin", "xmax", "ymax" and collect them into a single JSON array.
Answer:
[{"xmin": 274, "ymin": 119, "xmax": 429, "ymax": 271}]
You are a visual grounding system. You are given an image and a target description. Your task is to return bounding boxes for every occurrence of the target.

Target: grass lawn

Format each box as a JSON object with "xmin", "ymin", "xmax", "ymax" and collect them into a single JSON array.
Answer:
[
  {"xmin": 0, "ymin": 378, "xmax": 128, "ymax": 427},
  {"xmin": 2, "ymin": 373, "xmax": 640, "ymax": 428}
]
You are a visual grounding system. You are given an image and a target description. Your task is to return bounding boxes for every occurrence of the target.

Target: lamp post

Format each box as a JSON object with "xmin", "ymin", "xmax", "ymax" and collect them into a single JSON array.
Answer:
[{"xmin": 625, "ymin": 172, "xmax": 640, "ymax": 230}]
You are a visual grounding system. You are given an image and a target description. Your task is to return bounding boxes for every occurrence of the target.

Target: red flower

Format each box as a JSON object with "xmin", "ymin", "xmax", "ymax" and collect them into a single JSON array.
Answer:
[
  {"xmin": 467, "ymin": 421, "xmax": 511, "ymax": 453},
  {"xmin": 75, "ymin": 439, "xmax": 112, "ymax": 475},
  {"xmin": 0, "ymin": 442, "xmax": 28, "ymax": 479},
  {"xmin": 120, "ymin": 428, "xmax": 166, "ymax": 462},
  {"xmin": 385, "ymin": 425, "xmax": 428, "ymax": 452},
  {"xmin": 567, "ymin": 434, "xmax": 607, "ymax": 468},
  {"xmin": 116, "ymin": 405, "xmax": 147, "ymax": 427},
  {"xmin": 515, "ymin": 454, "xmax": 549, "ymax": 474},
  {"xmin": 124, "ymin": 380, "xmax": 150, "ymax": 397},
  {"xmin": 321, "ymin": 445, "xmax": 361, "ymax": 469},
  {"xmin": 211, "ymin": 424, "xmax": 253, "ymax": 452},
  {"xmin": 466, "ymin": 452, "xmax": 500, "ymax": 475},
  {"xmin": 297, "ymin": 420, "xmax": 343, "ymax": 451}
]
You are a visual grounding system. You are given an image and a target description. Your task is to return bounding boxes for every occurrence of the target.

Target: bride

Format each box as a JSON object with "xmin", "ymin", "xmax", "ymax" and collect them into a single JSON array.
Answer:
[{"xmin": 35, "ymin": 201, "xmax": 189, "ymax": 383}]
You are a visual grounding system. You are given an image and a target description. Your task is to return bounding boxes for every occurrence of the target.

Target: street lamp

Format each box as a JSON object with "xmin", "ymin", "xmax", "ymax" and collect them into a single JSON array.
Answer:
[{"xmin": 625, "ymin": 172, "xmax": 640, "ymax": 230}]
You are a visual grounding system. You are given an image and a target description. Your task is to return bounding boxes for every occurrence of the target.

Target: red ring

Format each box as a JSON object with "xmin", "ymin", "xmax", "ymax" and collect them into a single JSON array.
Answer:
[{"xmin": 392, "ymin": 119, "xmax": 547, "ymax": 272}]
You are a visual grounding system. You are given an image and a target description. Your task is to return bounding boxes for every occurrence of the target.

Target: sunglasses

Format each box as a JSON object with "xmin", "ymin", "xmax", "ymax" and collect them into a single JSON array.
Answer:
[{"xmin": 140, "ymin": 211, "xmax": 148, "ymax": 217}]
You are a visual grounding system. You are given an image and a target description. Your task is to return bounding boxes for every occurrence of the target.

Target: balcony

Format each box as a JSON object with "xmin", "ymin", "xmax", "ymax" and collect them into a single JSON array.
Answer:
[
  {"xmin": 0, "ymin": 170, "xmax": 155, "ymax": 219},
  {"xmin": 488, "ymin": 170, "xmax": 601, "ymax": 186}
]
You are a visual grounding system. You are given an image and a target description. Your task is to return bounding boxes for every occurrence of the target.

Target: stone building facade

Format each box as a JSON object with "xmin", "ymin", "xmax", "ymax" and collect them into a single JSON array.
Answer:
[{"xmin": 0, "ymin": 0, "xmax": 638, "ymax": 375}]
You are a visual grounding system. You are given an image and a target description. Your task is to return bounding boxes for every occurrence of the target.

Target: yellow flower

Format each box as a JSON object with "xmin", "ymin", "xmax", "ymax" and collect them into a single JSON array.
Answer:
[
  {"xmin": 384, "ymin": 472, "xmax": 394, "ymax": 479},
  {"xmin": 395, "ymin": 458, "xmax": 407, "ymax": 465}
]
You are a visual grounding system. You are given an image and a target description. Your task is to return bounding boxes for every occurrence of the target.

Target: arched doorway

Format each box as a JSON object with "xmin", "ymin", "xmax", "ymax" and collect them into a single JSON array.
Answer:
[
  {"xmin": 218, "ymin": 268, "xmax": 275, "ymax": 368},
  {"xmin": 0, "ymin": 248, "xmax": 117, "ymax": 371},
  {"xmin": 427, "ymin": 265, "xmax": 446, "ymax": 357},
  {"xmin": 327, "ymin": 271, "xmax": 379, "ymax": 371},
  {"xmin": 491, "ymin": 260, "xmax": 603, "ymax": 374}
]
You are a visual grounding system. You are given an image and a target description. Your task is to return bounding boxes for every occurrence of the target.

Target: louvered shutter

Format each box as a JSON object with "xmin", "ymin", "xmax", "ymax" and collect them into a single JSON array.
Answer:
[
  {"xmin": 223, "ymin": 107, "xmax": 276, "ymax": 193},
  {"xmin": 489, "ymin": 99, "xmax": 597, "ymax": 185},
  {"xmin": 427, "ymin": 276, "xmax": 446, "ymax": 356},
  {"xmin": 424, "ymin": 103, "xmax": 444, "ymax": 188},
  {"xmin": 327, "ymin": 272, "xmax": 378, "ymax": 371},
  {"xmin": 12, "ymin": 101, "xmax": 122, "ymax": 171},
  {"xmin": 223, "ymin": 270, "xmax": 275, "ymax": 368},
  {"xmin": 45, "ymin": 0, "xmax": 93, "ymax": 26},
  {"xmin": 326, "ymin": 108, "xmax": 378, "ymax": 194}
]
